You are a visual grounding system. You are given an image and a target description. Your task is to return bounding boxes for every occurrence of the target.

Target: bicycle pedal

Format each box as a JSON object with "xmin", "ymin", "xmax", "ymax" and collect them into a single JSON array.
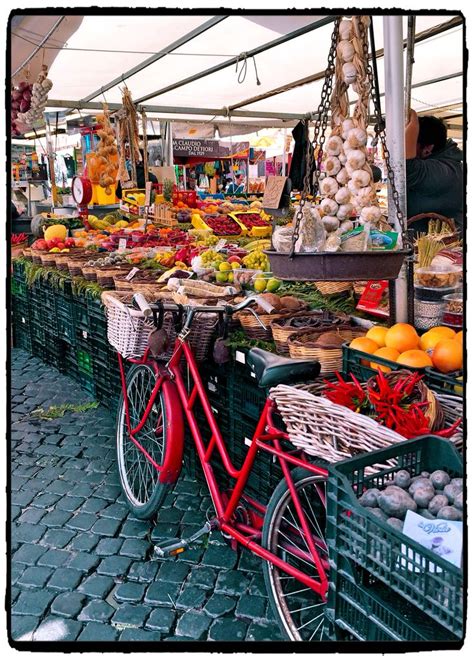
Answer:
[{"xmin": 153, "ymin": 520, "xmax": 214, "ymax": 558}]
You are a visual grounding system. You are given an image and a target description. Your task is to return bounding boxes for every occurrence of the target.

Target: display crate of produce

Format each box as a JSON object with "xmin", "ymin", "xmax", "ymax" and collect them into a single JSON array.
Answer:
[
  {"xmin": 342, "ymin": 344, "xmax": 463, "ymax": 397},
  {"xmin": 326, "ymin": 435, "xmax": 463, "ymax": 640},
  {"xmin": 172, "ymin": 189, "xmax": 197, "ymax": 208},
  {"xmin": 191, "ymin": 212, "xmax": 245, "ymax": 237},
  {"xmin": 147, "ymin": 203, "xmax": 178, "ymax": 226},
  {"xmin": 229, "ymin": 211, "xmax": 272, "ymax": 238}
]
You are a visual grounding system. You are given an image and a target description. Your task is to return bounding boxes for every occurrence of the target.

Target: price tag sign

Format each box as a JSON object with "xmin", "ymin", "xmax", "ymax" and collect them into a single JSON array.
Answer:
[
  {"xmin": 145, "ymin": 181, "xmax": 153, "ymax": 207},
  {"xmin": 214, "ymin": 239, "xmax": 227, "ymax": 252},
  {"xmin": 126, "ymin": 267, "xmax": 140, "ymax": 281},
  {"xmin": 262, "ymin": 176, "xmax": 288, "ymax": 209},
  {"xmin": 118, "ymin": 238, "xmax": 127, "ymax": 252}
]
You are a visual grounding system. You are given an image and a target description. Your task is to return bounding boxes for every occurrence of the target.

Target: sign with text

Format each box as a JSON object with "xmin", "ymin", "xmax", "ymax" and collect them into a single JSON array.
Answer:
[
  {"xmin": 262, "ymin": 176, "xmax": 288, "ymax": 210},
  {"xmin": 173, "ymin": 139, "xmax": 221, "ymax": 158}
]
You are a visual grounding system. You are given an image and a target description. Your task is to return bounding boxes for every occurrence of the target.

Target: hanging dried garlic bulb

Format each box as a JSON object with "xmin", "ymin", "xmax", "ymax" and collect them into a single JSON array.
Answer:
[
  {"xmin": 339, "ymin": 19, "xmax": 353, "ymax": 40},
  {"xmin": 325, "ymin": 156, "xmax": 342, "ymax": 176},
  {"xmin": 345, "ymin": 149, "xmax": 366, "ymax": 169},
  {"xmin": 341, "ymin": 118, "xmax": 355, "ymax": 139},
  {"xmin": 335, "ymin": 187, "xmax": 351, "ymax": 205},
  {"xmin": 319, "ymin": 176, "xmax": 339, "ymax": 197},
  {"xmin": 320, "ymin": 198, "xmax": 339, "ymax": 216},
  {"xmin": 351, "ymin": 169, "xmax": 371, "ymax": 189},
  {"xmin": 346, "ymin": 127, "xmax": 367, "ymax": 148},
  {"xmin": 337, "ymin": 203, "xmax": 354, "ymax": 220},
  {"xmin": 342, "ymin": 62, "xmax": 358, "ymax": 85},
  {"xmin": 336, "ymin": 168, "xmax": 350, "ymax": 185},
  {"xmin": 337, "ymin": 40, "xmax": 355, "ymax": 62},
  {"xmin": 359, "ymin": 206, "xmax": 382, "ymax": 224},
  {"xmin": 326, "ymin": 135, "xmax": 344, "ymax": 156}
]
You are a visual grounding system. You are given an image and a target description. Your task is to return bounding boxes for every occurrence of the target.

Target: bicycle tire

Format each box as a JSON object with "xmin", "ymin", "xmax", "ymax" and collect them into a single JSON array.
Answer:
[
  {"xmin": 262, "ymin": 467, "xmax": 328, "ymax": 642},
  {"xmin": 116, "ymin": 363, "xmax": 170, "ymax": 519}
]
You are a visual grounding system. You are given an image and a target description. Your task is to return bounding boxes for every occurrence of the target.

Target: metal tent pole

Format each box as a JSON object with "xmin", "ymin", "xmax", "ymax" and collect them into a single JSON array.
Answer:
[{"xmin": 383, "ymin": 15, "xmax": 408, "ymax": 323}]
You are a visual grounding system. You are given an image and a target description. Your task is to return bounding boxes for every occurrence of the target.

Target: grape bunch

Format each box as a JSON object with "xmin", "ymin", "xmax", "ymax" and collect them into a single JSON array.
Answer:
[
  {"xmin": 242, "ymin": 249, "xmax": 270, "ymax": 271},
  {"xmin": 200, "ymin": 249, "xmax": 225, "ymax": 269}
]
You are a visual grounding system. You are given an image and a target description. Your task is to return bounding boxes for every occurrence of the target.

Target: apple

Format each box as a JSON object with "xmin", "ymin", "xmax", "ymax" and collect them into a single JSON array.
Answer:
[
  {"xmin": 64, "ymin": 238, "xmax": 75, "ymax": 248},
  {"xmin": 228, "ymin": 255, "xmax": 242, "ymax": 265},
  {"xmin": 56, "ymin": 241, "xmax": 66, "ymax": 250}
]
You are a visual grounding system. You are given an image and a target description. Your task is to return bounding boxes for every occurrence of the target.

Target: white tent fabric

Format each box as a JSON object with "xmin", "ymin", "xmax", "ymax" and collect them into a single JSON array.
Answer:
[{"xmin": 11, "ymin": 13, "xmax": 463, "ymax": 126}]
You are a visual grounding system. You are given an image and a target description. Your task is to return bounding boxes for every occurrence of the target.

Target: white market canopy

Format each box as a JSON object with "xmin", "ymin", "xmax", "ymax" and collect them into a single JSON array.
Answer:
[{"xmin": 11, "ymin": 12, "xmax": 463, "ymax": 134}]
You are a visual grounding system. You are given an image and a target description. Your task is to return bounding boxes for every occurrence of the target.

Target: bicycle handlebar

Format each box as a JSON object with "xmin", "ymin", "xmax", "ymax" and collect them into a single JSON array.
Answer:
[{"xmin": 132, "ymin": 293, "xmax": 275, "ymax": 317}]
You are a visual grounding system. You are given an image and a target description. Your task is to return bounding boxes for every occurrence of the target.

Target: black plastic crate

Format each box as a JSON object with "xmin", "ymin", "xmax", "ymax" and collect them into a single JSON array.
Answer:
[
  {"xmin": 72, "ymin": 299, "xmax": 90, "ymax": 332},
  {"xmin": 30, "ymin": 322, "xmax": 46, "ymax": 349},
  {"xmin": 326, "ymin": 566, "xmax": 458, "ymax": 642},
  {"xmin": 38, "ymin": 341, "xmax": 68, "ymax": 372},
  {"xmin": 13, "ymin": 322, "xmax": 33, "ymax": 353},
  {"xmin": 229, "ymin": 363, "xmax": 267, "ymax": 422},
  {"xmin": 326, "ymin": 436, "xmax": 464, "ymax": 639},
  {"xmin": 11, "ymin": 277, "xmax": 29, "ymax": 301}
]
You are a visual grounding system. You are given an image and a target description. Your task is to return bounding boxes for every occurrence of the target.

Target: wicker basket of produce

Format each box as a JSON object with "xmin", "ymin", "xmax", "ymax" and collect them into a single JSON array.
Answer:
[
  {"xmin": 22, "ymin": 248, "xmax": 33, "ymax": 260},
  {"xmin": 39, "ymin": 252, "xmax": 59, "ymax": 267},
  {"xmin": 67, "ymin": 253, "xmax": 100, "ymax": 277},
  {"xmin": 315, "ymin": 281, "xmax": 353, "ymax": 296},
  {"xmin": 288, "ymin": 326, "xmax": 366, "ymax": 374},
  {"xmin": 237, "ymin": 294, "xmax": 309, "ymax": 341},
  {"xmin": 114, "ymin": 270, "xmax": 162, "ymax": 293},
  {"xmin": 271, "ymin": 310, "xmax": 351, "ymax": 355},
  {"xmin": 96, "ymin": 266, "xmax": 133, "ymax": 289}
]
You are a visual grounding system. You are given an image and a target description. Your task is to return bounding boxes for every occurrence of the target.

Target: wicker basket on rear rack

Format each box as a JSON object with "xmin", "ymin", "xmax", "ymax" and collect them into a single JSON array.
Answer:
[
  {"xmin": 102, "ymin": 291, "xmax": 219, "ymax": 362},
  {"xmin": 270, "ymin": 378, "xmax": 462, "ymax": 467}
]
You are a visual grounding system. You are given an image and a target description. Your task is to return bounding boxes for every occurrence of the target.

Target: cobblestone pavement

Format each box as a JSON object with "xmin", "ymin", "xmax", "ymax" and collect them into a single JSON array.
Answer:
[{"xmin": 9, "ymin": 349, "xmax": 285, "ymax": 643}]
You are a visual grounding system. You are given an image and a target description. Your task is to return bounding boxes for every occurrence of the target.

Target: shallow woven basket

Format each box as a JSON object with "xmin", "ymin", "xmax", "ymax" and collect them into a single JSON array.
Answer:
[
  {"xmin": 39, "ymin": 253, "xmax": 58, "ymax": 267},
  {"xmin": 82, "ymin": 266, "xmax": 99, "ymax": 281},
  {"xmin": 114, "ymin": 271, "xmax": 161, "ymax": 293},
  {"xmin": 271, "ymin": 311, "xmax": 350, "ymax": 355},
  {"xmin": 96, "ymin": 266, "xmax": 133, "ymax": 289},
  {"xmin": 288, "ymin": 326, "xmax": 365, "ymax": 374},
  {"xmin": 22, "ymin": 248, "xmax": 33, "ymax": 260},
  {"xmin": 270, "ymin": 382, "xmax": 462, "ymax": 465},
  {"xmin": 67, "ymin": 253, "xmax": 97, "ymax": 277},
  {"xmin": 238, "ymin": 302, "xmax": 309, "ymax": 341},
  {"xmin": 353, "ymin": 280, "xmax": 369, "ymax": 296},
  {"xmin": 315, "ymin": 281, "xmax": 353, "ymax": 296}
]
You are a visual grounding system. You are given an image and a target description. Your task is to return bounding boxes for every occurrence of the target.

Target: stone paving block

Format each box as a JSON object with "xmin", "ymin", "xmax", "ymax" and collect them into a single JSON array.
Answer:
[
  {"xmin": 41, "ymin": 528, "xmax": 76, "ymax": 549},
  {"xmin": 40, "ymin": 509, "xmax": 73, "ymax": 528},
  {"xmin": 12, "ymin": 523, "xmax": 47, "ymax": 544},
  {"xmin": 94, "ymin": 485, "xmax": 122, "ymax": 502},
  {"xmin": 31, "ymin": 492, "xmax": 61, "ymax": 509},
  {"xmin": 201, "ymin": 544, "xmax": 238, "ymax": 569},
  {"xmin": 33, "ymin": 617, "xmax": 82, "ymax": 641},
  {"xmin": 67, "ymin": 552, "xmax": 100, "ymax": 573},
  {"xmin": 119, "ymin": 628, "xmax": 162, "ymax": 641},
  {"xmin": 145, "ymin": 607, "xmax": 176, "ymax": 633},
  {"xmin": 50, "ymin": 592, "xmax": 87, "ymax": 619},
  {"xmin": 68, "ymin": 533, "xmax": 100, "ymax": 553},
  {"xmin": 176, "ymin": 610, "xmax": 211, "ymax": 639},
  {"xmin": 36, "ymin": 549, "xmax": 70, "ymax": 569},
  {"xmin": 77, "ymin": 623, "xmax": 119, "ymax": 641},
  {"xmin": 180, "ymin": 510, "xmax": 207, "ymax": 526},
  {"xmin": 55, "ymin": 496, "xmax": 84, "ymax": 513},
  {"xmin": 114, "ymin": 582, "xmax": 146, "ymax": 604},
  {"xmin": 156, "ymin": 507, "xmax": 184, "ymax": 524},
  {"xmin": 47, "ymin": 567, "xmax": 84, "ymax": 592},
  {"xmin": 17, "ymin": 508, "xmax": 47, "ymax": 524},
  {"xmin": 127, "ymin": 561, "xmax": 159, "ymax": 583},
  {"xmin": 12, "ymin": 590, "xmax": 55, "ymax": 617},
  {"xmin": 119, "ymin": 538, "xmax": 150, "ymax": 560},
  {"xmin": 78, "ymin": 599, "xmax": 115, "ymax": 623},
  {"xmin": 11, "ymin": 490, "xmax": 40, "ymax": 508},
  {"xmin": 215, "ymin": 570, "xmax": 250, "ymax": 596},
  {"xmin": 65, "ymin": 513, "xmax": 97, "ymax": 532},
  {"xmin": 11, "ymin": 505, "xmax": 21, "ymax": 521},
  {"xmin": 95, "ymin": 537, "xmax": 125, "ymax": 557},
  {"xmin": 91, "ymin": 517, "xmax": 122, "ymax": 537},
  {"xmin": 186, "ymin": 566, "xmax": 218, "ymax": 590},
  {"xmin": 67, "ymin": 483, "xmax": 95, "ymax": 498},
  {"xmin": 238, "ymin": 549, "xmax": 262, "ymax": 573},
  {"xmin": 61, "ymin": 468, "xmax": 86, "ymax": 482},
  {"xmin": 10, "ymin": 615, "xmax": 39, "ymax": 641},
  {"xmin": 111, "ymin": 603, "xmax": 150, "ymax": 628},
  {"xmin": 97, "ymin": 556, "xmax": 132, "ymax": 577},
  {"xmin": 79, "ymin": 497, "xmax": 109, "ymax": 514},
  {"xmin": 208, "ymin": 617, "xmax": 248, "ymax": 641},
  {"xmin": 12, "ymin": 543, "xmax": 48, "ymax": 566},
  {"xmin": 176, "ymin": 547, "xmax": 205, "ymax": 565},
  {"xmin": 247, "ymin": 622, "xmax": 285, "ymax": 641},
  {"xmin": 119, "ymin": 518, "xmax": 151, "ymax": 539},
  {"xmin": 11, "ymin": 562, "xmax": 26, "ymax": 585},
  {"xmin": 157, "ymin": 561, "xmax": 190, "ymax": 584},
  {"xmin": 235, "ymin": 594, "xmax": 266, "ymax": 621},
  {"xmin": 173, "ymin": 495, "xmax": 202, "ymax": 512},
  {"xmin": 175, "ymin": 585, "xmax": 207, "ymax": 610},
  {"xmin": 204, "ymin": 594, "xmax": 237, "ymax": 619},
  {"xmin": 101, "ymin": 503, "xmax": 129, "ymax": 521},
  {"xmin": 144, "ymin": 581, "xmax": 181, "ymax": 607},
  {"xmin": 44, "ymin": 480, "xmax": 71, "ymax": 496},
  {"xmin": 78, "ymin": 575, "xmax": 115, "ymax": 599},
  {"xmin": 248, "ymin": 573, "xmax": 267, "ymax": 597},
  {"xmin": 150, "ymin": 523, "xmax": 177, "ymax": 540},
  {"xmin": 17, "ymin": 566, "xmax": 52, "ymax": 589}
]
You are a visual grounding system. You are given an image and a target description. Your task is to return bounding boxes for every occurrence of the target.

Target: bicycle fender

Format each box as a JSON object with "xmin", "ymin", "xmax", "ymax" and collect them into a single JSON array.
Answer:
[{"xmin": 159, "ymin": 377, "xmax": 184, "ymax": 485}]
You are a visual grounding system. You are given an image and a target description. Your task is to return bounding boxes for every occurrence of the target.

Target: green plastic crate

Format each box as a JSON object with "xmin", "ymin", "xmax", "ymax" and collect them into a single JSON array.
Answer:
[
  {"xmin": 342, "ymin": 344, "xmax": 463, "ymax": 397},
  {"xmin": 326, "ymin": 436, "xmax": 464, "ymax": 640}
]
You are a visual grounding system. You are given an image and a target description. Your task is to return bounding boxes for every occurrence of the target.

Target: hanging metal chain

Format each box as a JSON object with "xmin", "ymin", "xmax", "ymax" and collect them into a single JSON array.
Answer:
[
  {"xmin": 359, "ymin": 16, "xmax": 406, "ymax": 237},
  {"xmin": 290, "ymin": 17, "xmax": 341, "ymax": 256}
]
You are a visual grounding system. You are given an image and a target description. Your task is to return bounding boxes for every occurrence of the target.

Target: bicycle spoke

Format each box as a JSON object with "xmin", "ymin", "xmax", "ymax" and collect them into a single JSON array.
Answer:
[{"xmin": 309, "ymin": 616, "xmax": 325, "ymax": 641}]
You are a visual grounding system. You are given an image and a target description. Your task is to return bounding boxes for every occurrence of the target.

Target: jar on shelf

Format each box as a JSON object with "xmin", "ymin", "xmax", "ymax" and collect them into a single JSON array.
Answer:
[
  {"xmin": 414, "ymin": 299, "xmax": 444, "ymax": 331},
  {"xmin": 442, "ymin": 293, "xmax": 463, "ymax": 328}
]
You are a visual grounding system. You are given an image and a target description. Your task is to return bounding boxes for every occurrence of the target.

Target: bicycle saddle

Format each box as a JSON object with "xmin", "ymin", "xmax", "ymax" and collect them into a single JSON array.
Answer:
[{"xmin": 246, "ymin": 347, "xmax": 320, "ymax": 388}]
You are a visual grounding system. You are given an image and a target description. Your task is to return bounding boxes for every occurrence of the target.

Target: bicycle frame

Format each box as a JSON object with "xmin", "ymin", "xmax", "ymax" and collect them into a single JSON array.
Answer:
[{"xmin": 118, "ymin": 335, "xmax": 329, "ymax": 598}]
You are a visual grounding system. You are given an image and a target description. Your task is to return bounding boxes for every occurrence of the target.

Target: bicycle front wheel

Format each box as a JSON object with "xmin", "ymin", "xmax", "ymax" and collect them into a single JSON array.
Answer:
[
  {"xmin": 116, "ymin": 363, "xmax": 169, "ymax": 519},
  {"xmin": 262, "ymin": 468, "xmax": 328, "ymax": 642}
]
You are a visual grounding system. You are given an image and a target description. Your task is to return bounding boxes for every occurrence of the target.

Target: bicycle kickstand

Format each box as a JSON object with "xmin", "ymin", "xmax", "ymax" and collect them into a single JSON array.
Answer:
[{"xmin": 153, "ymin": 519, "xmax": 217, "ymax": 558}]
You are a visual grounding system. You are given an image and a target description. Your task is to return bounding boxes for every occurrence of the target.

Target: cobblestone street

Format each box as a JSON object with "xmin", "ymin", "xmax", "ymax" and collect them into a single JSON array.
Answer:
[{"xmin": 9, "ymin": 348, "xmax": 284, "ymax": 643}]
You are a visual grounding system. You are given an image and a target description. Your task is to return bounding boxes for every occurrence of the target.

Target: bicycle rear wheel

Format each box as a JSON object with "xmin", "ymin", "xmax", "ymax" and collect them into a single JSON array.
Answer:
[
  {"xmin": 262, "ymin": 467, "xmax": 328, "ymax": 641},
  {"xmin": 116, "ymin": 363, "xmax": 169, "ymax": 519}
]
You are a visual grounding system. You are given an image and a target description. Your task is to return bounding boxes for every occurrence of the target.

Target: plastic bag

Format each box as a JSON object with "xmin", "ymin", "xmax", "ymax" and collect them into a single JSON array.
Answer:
[
  {"xmin": 340, "ymin": 225, "xmax": 370, "ymax": 252},
  {"xmin": 272, "ymin": 225, "xmax": 294, "ymax": 253},
  {"xmin": 295, "ymin": 205, "xmax": 326, "ymax": 253}
]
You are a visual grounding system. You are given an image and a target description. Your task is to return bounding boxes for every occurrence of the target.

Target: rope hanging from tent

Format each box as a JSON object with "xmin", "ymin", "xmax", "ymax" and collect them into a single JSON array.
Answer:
[{"xmin": 116, "ymin": 86, "xmax": 140, "ymax": 188}]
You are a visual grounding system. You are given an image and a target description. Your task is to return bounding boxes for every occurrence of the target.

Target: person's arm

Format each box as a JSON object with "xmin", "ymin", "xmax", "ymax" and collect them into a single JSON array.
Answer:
[{"xmin": 405, "ymin": 109, "xmax": 419, "ymax": 160}]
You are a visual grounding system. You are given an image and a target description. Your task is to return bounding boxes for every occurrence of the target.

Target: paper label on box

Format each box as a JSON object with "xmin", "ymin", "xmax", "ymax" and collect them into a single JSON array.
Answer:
[
  {"xmin": 235, "ymin": 350, "xmax": 246, "ymax": 364},
  {"xmin": 401, "ymin": 510, "xmax": 462, "ymax": 572},
  {"xmin": 356, "ymin": 280, "xmax": 390, "ymax": 318},
  {"xmin": 126, "ymin": 267, "xmax": 140, "ymax": 281},
  {"xmin": 244, "ymin": 438, "xmax": 252, "ymax": 448},
  {"xmin": 118, "ymin": 238, "xmax": 127, "ymax": 251},
  {"xmin": 214, "ymin": 239, "xmax": 226, "ymax": 252},
  {"xmin": 82, "ymin": 330, "xmax": 88, "ymax": 339}
]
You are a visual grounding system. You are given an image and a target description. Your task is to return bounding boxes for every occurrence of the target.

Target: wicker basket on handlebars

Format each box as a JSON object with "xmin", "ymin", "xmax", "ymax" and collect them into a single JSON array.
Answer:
[{"xmin": 102, "ymin": 291, "xmax": 219, "ymax": 361}]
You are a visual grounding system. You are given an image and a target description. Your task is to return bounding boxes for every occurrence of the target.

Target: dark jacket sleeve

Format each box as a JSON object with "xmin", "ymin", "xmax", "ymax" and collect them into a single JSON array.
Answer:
[{"xmin": 406, "ymin": 158, "xmax": 458, "ymax": 196}]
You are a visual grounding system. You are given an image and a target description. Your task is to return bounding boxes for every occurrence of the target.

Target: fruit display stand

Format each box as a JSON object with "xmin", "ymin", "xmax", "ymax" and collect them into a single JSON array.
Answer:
[
  {"xmin": 191, "ymin": 212, "xmax": 245, "ymax": 238},
  {"xmin": 228, "ymin": 211, "xmax": 272, "ymax": 238}
]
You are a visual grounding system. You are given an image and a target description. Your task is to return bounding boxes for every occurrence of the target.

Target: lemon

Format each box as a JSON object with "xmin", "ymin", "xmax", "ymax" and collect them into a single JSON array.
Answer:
[
  {"xmin": 254, "ymin": 278, "xmax": 267, "ymax": 293},
  {"xmin": 219, "ymin": 262, "xmax": 232, "ymax": 272},
  {"xmin": 215, "ymin": 272, "xmax": 229, "ymax": 283},
  {"xmin": 228, "ymin": 272, "xmax": 234, "ymax": 283},
  {"xmin": 231, "ymin": 261, "xmax": 240, "ymax": 269},
  {"xmin": 49, "ymin": 247, "xmax": 61, "ymax": 253},
  {"xmin": 266, "ymin": 278, "xmax": 281, "ymax": 292}
]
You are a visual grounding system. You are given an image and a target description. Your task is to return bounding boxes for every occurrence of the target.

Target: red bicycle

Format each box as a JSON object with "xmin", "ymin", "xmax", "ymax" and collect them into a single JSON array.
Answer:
[{"xmin": 105, "ymin": 292, "xmax": 329, "ymax": 641}]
